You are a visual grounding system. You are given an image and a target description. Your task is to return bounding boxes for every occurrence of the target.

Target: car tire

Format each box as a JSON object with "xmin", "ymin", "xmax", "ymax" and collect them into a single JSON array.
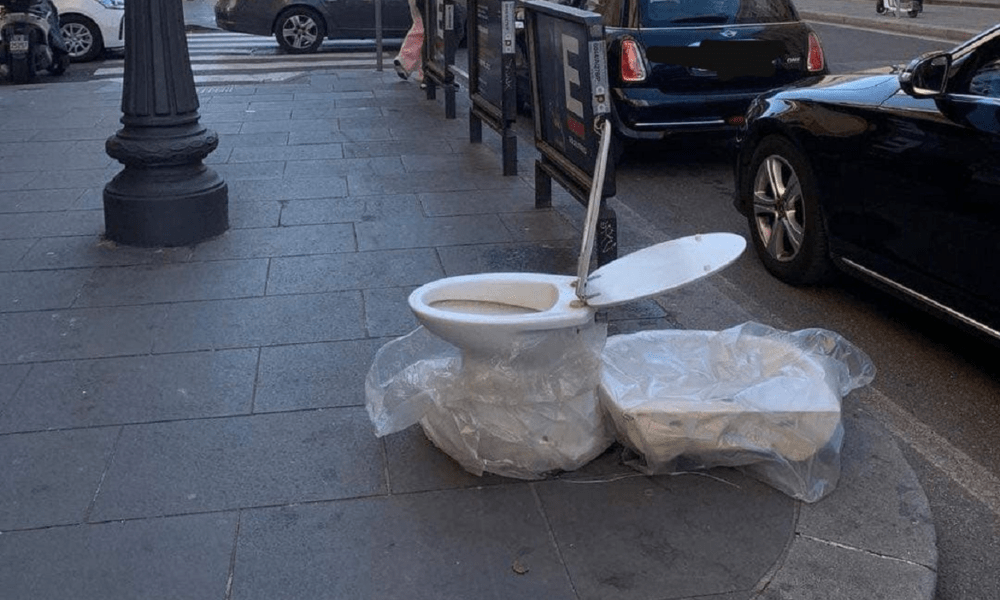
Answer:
[
  {"xmin": 274, "ymin": 7, "xmax": 326, "ymax": 54},
  {"xmin": 60, "ymin": 14, "xmax": 104, "ymax": 62},
  {"xmin": 743, "ymin": 136, "xmax": 831, "ymax": 285}
]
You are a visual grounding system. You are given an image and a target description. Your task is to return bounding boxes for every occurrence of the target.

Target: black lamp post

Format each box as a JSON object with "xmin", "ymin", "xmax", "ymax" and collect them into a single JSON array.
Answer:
[{"xmin": 103, "ymin": 0, "xmax": 228, "ymax": 247}]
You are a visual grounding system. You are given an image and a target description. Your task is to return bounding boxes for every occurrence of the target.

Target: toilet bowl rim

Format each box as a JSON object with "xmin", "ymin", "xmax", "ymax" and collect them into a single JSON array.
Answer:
[{"xmin": 408, "ymin": 272, "xmax": 592, "ymax": 328}]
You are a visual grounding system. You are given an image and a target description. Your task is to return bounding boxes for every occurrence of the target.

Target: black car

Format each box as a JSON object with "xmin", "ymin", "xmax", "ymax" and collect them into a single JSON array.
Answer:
[
  {"xmin": 214, "ymin": 0, "xmax": 413, "ymax": 53},
  {"xmin": 517, "ymin": 0, "xmax": 826, "ymax": 146},
  {"xmin": 734, "ymin": 24, "xmax": 1000, "ymax": 341}
]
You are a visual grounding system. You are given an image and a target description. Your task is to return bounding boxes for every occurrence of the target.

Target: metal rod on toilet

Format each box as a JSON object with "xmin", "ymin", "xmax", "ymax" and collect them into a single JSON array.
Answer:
[{"xmin": 575, "ymin": 118, "xmax": 614, "ymax": 300}]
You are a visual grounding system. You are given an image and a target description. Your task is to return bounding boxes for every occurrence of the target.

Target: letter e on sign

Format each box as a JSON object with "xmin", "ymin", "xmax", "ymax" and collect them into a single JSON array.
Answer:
[{"xmin": 562, "ymin": 34, "xmax": 585, "ymax": 120}]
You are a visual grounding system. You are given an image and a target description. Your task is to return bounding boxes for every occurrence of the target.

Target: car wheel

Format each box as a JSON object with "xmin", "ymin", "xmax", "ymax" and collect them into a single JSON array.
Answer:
[
  {"xmin": 275, "ymin": 8, "xmax": 326, "ymax": 54},
  {"xmin": 743, "ymin": 136, "xmax": 831, "ymax": 285},
  {"xmin": 60, "ymin": 15, "xmax": 104, "ymax": 62}
]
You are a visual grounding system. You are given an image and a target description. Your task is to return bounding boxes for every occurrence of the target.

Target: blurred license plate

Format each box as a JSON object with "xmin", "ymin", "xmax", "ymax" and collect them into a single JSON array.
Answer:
[{"xmin": 10, "ymin": 35, "xmax": 28, "ymax": 53}]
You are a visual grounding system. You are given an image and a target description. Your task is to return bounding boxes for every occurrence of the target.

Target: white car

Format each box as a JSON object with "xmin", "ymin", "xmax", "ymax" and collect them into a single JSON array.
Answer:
[{"xmin": 55, "ymin": 0, "xmax": 124, "ymax": 62}]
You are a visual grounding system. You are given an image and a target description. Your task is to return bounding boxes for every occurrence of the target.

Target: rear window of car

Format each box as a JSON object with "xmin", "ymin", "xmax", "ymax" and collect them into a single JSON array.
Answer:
[{"xmin": 641, "ymin": 0, "xmax": 799, "ymax": 27}]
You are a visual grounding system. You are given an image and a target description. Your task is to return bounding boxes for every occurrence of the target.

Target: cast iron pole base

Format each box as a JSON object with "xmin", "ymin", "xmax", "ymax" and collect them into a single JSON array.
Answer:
[
  {"xmin": 104, "ymin": 164, "xmax": 228, "ymax": 248},
  {"xmin": 103, "ymin": 0, "xmax": 228, "ymax": 248}
]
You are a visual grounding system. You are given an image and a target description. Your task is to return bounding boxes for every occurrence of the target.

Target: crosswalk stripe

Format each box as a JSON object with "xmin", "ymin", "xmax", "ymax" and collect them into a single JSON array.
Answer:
[
  {"xmin": 94, "ymin": 58, "xmax": 378, "ymax": 76},
  {"xmin": 88, "ymin": 31, "xmax": 393, "ymax": 85}
]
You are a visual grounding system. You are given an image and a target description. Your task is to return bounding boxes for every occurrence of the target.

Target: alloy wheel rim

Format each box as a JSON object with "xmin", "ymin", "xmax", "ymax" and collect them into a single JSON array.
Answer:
[
  {"xmin": 62, "ymin": 23, "xmax": 93, "ymax": 57},
  {"xmin": 752, "ymin": 155, "xmax": 805, "ymax": 263},
  {"xmin": 281, "ymin": 15, "xmax": 318, "ymax": 49}
]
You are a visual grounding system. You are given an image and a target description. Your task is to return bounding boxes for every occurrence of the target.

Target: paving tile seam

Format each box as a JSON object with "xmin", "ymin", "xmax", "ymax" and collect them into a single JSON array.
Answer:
[
  {"xmin": 527, "ymin": 482, "xmax": 582, "ymax": 599},
  {"xmin": 0, "ymin": 335, "xmax": 378, "ymax": 367},
  {"xmin": 1, "ymin": 483, "xmax": 546, "ymax": 536},
  {"xmin": 795, "ymin": 533, "xmax": 938, "ymax": 570},
  {"xmin": 7, "ymin": 243, "xmax": 446, "ymax": 272},
  {"xmin": 0, "ymin": 404, "xmax": 367, "ymax": 438},
  {"xmin": 748, "ymin": 501, "xmax": 801, "ymax": 597},
  {"xmin": 3, "ymin": 288, "xmax": 376, "ymax": 313},
  {"xmin": 223, "ymin": 511, "xmax": 243, "ymax": 600},
  {"xmin": 83, "ymin": 426, "xmax": 124, "ymax": 523},
  {"xmin": 248, "ymin": 346, "xmax": 264, "ymax": 415}
]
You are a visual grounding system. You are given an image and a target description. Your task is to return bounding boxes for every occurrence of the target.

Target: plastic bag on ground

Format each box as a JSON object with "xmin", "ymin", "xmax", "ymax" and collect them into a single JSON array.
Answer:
[
  {"xmin": 599, "ymin": 322, "xmax": 876, "ymax": 502},
  {"xmin": 365, "ymin": 324, "xmax": 615, "ymax": 480}
]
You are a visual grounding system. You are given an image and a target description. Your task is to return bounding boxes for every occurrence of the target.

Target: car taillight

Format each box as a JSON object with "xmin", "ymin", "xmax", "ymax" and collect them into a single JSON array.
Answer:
[
  {"xmin": 807, "ymin": 32, "xmax": 825, "ymax": 72},
  {"xmin": 621, "ymin": 39, "xmax": 647, "ymax": 83}
]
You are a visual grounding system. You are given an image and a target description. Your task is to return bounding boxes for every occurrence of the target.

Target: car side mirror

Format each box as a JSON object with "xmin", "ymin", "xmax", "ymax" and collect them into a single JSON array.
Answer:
[{"xmin": 899, "ymin": 51, "xmax": 951, "ymax": 98}]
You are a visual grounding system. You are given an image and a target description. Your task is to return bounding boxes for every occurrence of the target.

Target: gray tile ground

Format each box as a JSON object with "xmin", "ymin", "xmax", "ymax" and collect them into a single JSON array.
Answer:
[
  {"xmin": 0, "ymin": 268, "xmax": 94, "ymax": 312},
  {"xmin": 150, "ymin": 292, "xmax": 365, "ymax": 353},
  {"xmin": 0, "ymin": 427, "xmax": 119, "ymax": 530},
  {"xmin": 1, "ymin": 350, "xmax": 258, "ymax": 432},
  {"xmin": 265, "ymin": 248, "xmax": 443, "ymax": 295},
  {"xmin": 0, "ymin": 304, "xmax": 165, "ymax": 364},
  {"xmin": 73, "ymin": 259, "xmax": 268, "ymax": 307},
  {"xmin": 90, "ymin": 408, "xmax": 385, "ymax": 520},
  {"xmin": 254, "ymin": 338, "xmax": 384, "ymax": 412},
  {"xmin": 0, "ymin": 513, "xmax": 236, "ymax": 600},
  {"xmin": 534, "ymin": 469, "xmax": 796, "ymax": 600},
  {"xmin": 231, "ymin": 487, "xmax": 577, "ymax": 600}
]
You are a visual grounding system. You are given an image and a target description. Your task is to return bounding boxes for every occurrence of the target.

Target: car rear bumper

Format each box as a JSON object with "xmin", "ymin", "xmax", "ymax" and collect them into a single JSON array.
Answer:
[{"xmin": 612, "ymin": 87, "xmax": 760, "ymax": 140}]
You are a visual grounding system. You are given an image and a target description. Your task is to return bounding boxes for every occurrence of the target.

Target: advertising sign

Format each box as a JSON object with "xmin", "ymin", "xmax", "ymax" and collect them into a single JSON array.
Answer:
[
  {"xmin": 467, "ymin": 0, "xmax": 517, "ymax": 175},
  {"xmin": 422, "ymin": 0, "xmax": 457, "ymax": 118},
  {"xmin": 523, "ymin": 0, "xmax": 614, "ymax": 200}
]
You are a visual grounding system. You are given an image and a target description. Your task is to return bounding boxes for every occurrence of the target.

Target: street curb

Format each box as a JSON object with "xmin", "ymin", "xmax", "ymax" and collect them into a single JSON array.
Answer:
[{"xmin": 800, "ymin": 10, "xmax": 979, "ymax": 41}]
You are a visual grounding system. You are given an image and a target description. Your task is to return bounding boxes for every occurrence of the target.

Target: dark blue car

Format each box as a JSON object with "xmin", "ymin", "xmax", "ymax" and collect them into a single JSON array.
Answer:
[{"xmin": 518, "ymin": 0, "xmax": 827, "ymax": 151}]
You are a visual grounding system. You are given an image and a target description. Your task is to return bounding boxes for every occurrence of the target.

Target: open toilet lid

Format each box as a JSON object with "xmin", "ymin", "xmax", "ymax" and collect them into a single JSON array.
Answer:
[{"xmin": 582, "ymin": 232, "xmax": 747, "ymax": 309}]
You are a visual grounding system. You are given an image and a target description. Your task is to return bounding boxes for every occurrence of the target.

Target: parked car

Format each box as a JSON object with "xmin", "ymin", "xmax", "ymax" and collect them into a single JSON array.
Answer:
[
  {"xmin": 517, "ymin": 0, "xmax": 826, "ymax": 150},
  {"xmin": 55, "ymin": 0, "xmax": 124, "ymax": 62},
  {"xmin": 734, "ymin": 24, "xmax": 1000, "ymax": 341},
  {"xmin": 215, "ymin": 0, "xmax": 450, "ymax": 53}
]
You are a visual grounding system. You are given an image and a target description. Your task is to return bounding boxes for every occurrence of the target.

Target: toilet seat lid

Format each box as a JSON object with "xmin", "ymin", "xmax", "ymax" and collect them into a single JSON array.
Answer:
[{"xmin": 582, "ymin": 232, "xmax": 746, "ymax": 309}]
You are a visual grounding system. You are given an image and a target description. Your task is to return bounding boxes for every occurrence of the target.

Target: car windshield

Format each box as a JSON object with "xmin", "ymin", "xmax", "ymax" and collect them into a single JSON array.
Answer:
[{"xmin": 641, "ymin": 0, "xmax": 798, "ymax": 27}]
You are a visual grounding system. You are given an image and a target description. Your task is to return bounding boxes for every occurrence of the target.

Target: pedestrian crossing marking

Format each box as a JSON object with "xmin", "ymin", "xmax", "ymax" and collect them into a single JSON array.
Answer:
[{"xmin": 87, "ymin": 31, "xmax": 397, "ymax": 85}]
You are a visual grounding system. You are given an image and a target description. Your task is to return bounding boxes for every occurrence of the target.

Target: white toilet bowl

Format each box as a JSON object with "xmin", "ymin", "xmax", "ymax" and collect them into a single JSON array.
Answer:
[
  {"xmin": 408, "ymin": 233, "xmax": 749, "ymax": 359},
  {"xmin": 408, "ymin": 272, "xmax": 592, "ymax": 357}
]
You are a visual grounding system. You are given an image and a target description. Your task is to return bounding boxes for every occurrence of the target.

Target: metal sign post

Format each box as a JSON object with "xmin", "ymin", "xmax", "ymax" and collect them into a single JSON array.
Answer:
[
  {"xmin": 422, "ymin": 0, "xmax": 458, "ymax": 119},
  {"xmin": 467, "ymin": 0, "xmax": 518, "ymax": 175},
  {"xmin": 522, "ymin": 0, "xmax": 617, "ymax": 265}
]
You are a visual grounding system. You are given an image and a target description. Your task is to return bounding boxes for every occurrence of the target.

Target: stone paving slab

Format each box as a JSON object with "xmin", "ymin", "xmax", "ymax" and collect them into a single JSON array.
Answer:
[
  {"xmin": 0, "ymin": 513, "xmax": 236, "ymax": 600},
  {"xmin": 90, "ymin": 408, "xmax": 385, "ymax": 521},
  {"xmin": 149, "ymin": 292, "xmax": 366, "ymax": 353},
  {"xmin": 0, "ymin": 427, "xmax": 119, "ymax": 530},
  {"xmin": 1, "ymin": 350, "xmax": 257, "ymax": 432},
  {"xmin": 231, "ymin": 487, "xmax": 577, "ymax": 600},
  {"xmin": 254, "ymin": 338, "xmax": 386, "ymax": 412}
]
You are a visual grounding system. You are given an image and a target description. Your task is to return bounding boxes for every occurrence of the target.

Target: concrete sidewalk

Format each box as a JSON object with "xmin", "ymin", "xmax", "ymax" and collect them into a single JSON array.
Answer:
[
  {"xmin": 0, "ymin": 70, "xmax": 938, "ymax": 600},
  {"xmin": 10, "ymin": 0, "xmax": 997, "ymax": 596}
]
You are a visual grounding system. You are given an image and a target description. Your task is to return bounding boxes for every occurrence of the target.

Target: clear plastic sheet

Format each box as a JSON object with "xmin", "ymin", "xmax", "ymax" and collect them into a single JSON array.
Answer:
[
  {"xmin": 599, "ymin": 322, "xmax": 876, "ymax": 502},
  {"xmin": 365, "ymin": 323, "xmax": 615, "ymax": 479}
]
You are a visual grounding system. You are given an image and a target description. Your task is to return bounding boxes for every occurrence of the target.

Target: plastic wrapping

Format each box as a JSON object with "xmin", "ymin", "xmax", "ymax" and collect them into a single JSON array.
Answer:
[
  {"xmin": 599, "ymin": 322, "xmax": 876, "ymax": 502},
  {"xmin": 365, "ymin": 324, "xmax": 615, "ymax": 479}
]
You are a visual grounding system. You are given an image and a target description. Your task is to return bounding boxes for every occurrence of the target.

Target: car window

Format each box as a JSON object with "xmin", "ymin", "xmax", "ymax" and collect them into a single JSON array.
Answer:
[
  {"xmin": 640, "ymin": 0, "xmax": 798, "ymax": 27},
  {"xmin": 968, "ymin": 58, "xmax": 1000, "ymax": 98}
]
